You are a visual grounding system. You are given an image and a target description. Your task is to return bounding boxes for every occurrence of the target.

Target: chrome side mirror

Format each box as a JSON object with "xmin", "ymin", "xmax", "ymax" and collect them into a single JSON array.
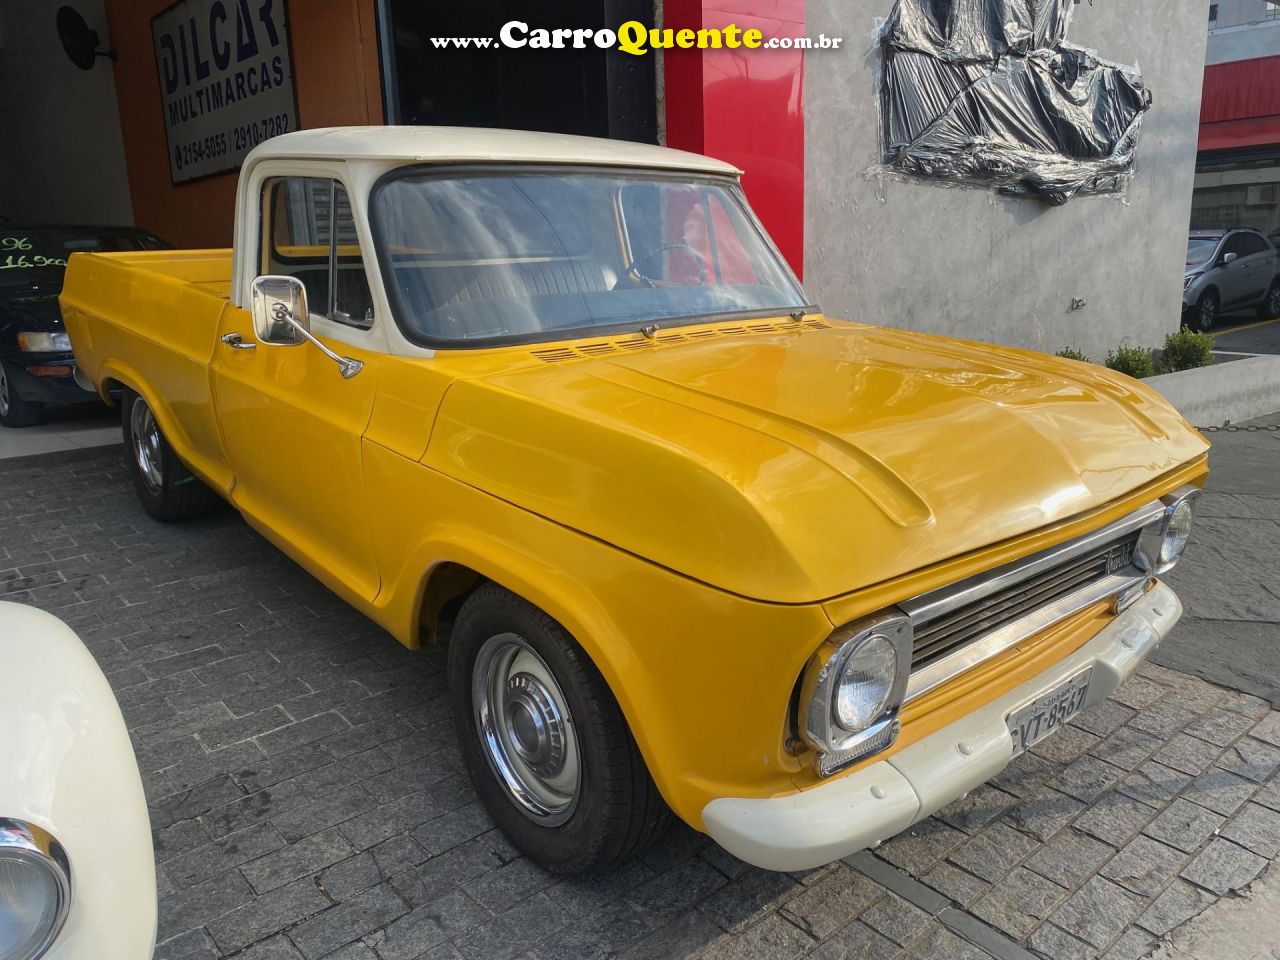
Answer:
[
  {"xmin": 248, "ymin": 275, "xmax": 363, "ymax": 379},
  {"xmin": 251, "ymin": 275, "xmax": 309, "ymax": 345},
  {"xmin": 1222, "ymin": 251, "xmax": 1238, "ymax": 265}
]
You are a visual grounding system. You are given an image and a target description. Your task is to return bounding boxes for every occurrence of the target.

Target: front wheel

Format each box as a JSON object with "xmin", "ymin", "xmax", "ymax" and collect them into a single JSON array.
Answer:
[
  {"xmin": 448, "ymin": 584, "xmax": 670, "ymax": 875},
  {"xmin": 1258, "ymin": 281, "xmax": 1280, "ymax": 321},
  {"xmin": 121, "ymin": 390, "xmax": 217, "ymax": 521},
  {"xmin": 0, "ymin": 361, "xmax": 45, "ymax": 428},
  {"xmin": 1191, "ymin": 290, "xmax": 1219, "ymax": 332}
]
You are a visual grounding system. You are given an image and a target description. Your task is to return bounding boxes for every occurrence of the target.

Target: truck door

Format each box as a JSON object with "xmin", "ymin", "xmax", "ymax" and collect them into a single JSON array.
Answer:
[
  {"xmin": 1218, "ymin": 233, "xmax": 1253, "ymax": 308},
  {"xmin": 211, "ymin": 176, "xmax": 382, "ymax": 604},
  {"xmin": 1236, "ymin": 231, "xmax": 1272, "ymax": 304}
]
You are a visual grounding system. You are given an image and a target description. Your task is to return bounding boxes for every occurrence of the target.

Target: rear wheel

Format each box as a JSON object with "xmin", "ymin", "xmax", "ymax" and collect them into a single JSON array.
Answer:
[
  {"xmin": 448, "ymin": 583, "xmax": 670, "ymax": 875},
  {"xmin": 0, "ymin": 362, "xmax": 44, "ymax": 428},
  {"xmin": 1192, "ymin": 290, "xmax": 1219, "ymax": 332},
  {"xmin": 1258, "ymin": 281, "xmax": 1280, "ymax": 321},
  {"xmin": 121, "ymin": 390, "xmax": 217, "ymax": 521}
]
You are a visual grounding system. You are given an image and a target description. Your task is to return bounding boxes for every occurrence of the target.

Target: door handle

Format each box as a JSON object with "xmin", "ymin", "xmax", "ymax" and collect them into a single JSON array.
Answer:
[{"xmin": 221, "ymin": 332, "xmax": 256, "ymax": 350}]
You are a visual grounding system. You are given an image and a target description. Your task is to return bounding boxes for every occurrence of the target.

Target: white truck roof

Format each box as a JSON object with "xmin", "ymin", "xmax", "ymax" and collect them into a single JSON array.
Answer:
[{"xmin": 245, "ymin": 126, "xmax": 741, "ymax": 176}]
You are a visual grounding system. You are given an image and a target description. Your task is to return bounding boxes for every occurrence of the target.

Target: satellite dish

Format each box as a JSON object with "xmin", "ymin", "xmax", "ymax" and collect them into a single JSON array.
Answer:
[{"xmin": 56, "ymin": 6, "xmax": 115, "ymax": 71}]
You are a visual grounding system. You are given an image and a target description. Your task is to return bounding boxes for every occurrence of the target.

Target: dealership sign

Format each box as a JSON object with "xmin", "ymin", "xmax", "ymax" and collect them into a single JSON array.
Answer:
[{"xmin": 152, "ymin": 0, "xmax": 297, "ymax": 184}]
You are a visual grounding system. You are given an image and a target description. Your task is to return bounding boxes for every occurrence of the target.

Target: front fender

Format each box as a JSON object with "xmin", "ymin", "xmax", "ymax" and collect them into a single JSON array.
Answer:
[
  {"xmin": 361, "ymin": 442, "xmax": 835, "ymax": 827},
  {"xmin": 0, "ymin": 602, "xmax": 156, "ymax": 960}
]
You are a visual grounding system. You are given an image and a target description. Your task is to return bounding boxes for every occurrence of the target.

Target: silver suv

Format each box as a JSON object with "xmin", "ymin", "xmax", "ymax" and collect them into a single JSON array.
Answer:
[{"xmin": 1184, "ymin": 228, "xmax": 1280, "ymax": 331}]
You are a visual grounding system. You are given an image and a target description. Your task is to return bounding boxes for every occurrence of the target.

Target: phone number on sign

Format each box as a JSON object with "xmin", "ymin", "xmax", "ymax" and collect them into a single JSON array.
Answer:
[{"xmin": 172, "ymin": 114, "xmax": 291, "ymax": 172}]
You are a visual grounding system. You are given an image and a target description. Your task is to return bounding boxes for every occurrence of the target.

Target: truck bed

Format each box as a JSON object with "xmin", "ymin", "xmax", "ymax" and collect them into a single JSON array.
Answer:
[
  {"xmin": 60, "ymin": 248, "xmax": 237, "ymax": 493},
  {"xmin": 78, "ymin": 249, "xmax": 233, "ymax": 297}
]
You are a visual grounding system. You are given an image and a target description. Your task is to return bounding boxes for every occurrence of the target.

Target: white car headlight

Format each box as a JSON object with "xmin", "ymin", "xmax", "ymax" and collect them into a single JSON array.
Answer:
[
  {"xmin": 800, "ymin": 613, "xmax": 912, "ymax": 776},
  {"xmin": 15, "ymin": 332, "xmax": 72, "ymax": 353},
  {"xmin": 834, "ymin": 633, "xmax": 899, "ymax": 730},
  {"xmin": 0, "ymin": 820, "xmax": 71, "ymax": 960},
  {"xmin": 1159, "ymin": 498, "xmax": 1195, "ymax": 568},
  {"xmin": 1183, "ymin": 274, "xmax": 1200, "ymax": 290},
  {"xmin": 1137, "ymin": 487, "xmax": 1200, "ymax": 575}
]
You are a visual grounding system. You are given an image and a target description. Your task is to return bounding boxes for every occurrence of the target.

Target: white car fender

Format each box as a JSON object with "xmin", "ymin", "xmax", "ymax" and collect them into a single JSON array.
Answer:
[{"xmin": 0, "ymin": 601, "xmax": 156, "ymax": 959}]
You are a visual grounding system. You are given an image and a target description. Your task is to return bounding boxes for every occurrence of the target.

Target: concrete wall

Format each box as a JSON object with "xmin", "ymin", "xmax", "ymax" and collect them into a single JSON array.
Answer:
[
  {"xmin": 803, "ymin": 0, "xmax": 1209, "ymax": 361},
  {"xmin": 1148, "ymin": 356, "xmax": 1280, "ymax": 427},
  {"xmin": 0, "ymin": 0, "xmax": 133, "ymax": 225},
  {"xmin": 1206, "ymin": 19, "xmax": 1280, "ymax": 63},
  {"xmin": 1211, "ymin": 0, "xmax": 1278, "ymax": 30}
]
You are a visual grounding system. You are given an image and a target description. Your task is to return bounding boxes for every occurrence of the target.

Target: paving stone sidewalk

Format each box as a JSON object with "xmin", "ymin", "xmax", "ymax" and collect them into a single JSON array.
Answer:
[{"xmin": 1, "ymin": 437, "xmax": 1278, "ymax": 960}]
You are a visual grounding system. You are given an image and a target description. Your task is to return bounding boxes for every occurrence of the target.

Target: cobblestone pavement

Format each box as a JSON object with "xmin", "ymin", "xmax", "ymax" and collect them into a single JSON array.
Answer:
[
  {"xmin": 1157, "ymin": 426, "xmax": 1280, "ymax": 705},
  {"xmin": 2, "ymin": 441, "xmax": 1279, "ymax": 960}
]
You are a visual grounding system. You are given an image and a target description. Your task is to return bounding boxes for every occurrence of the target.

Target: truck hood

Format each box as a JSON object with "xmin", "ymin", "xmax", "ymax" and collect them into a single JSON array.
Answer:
[{"xmin": 425, "ymin": 321, "xmax": 1208, "ymax": 603}]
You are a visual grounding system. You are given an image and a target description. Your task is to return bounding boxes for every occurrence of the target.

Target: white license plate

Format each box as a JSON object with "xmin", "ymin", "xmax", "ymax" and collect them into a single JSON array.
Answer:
[{"xmin": 1007, "ymin": 668, "xmax": 1093, "ymax": 757}]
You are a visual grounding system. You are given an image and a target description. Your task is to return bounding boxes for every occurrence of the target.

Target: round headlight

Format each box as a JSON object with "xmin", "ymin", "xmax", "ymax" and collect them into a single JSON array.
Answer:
[
  {"xmin": 0, "ymin": 821, "xmax": 71, "ymax": 960},
  {"xmin": 1159, "ymin": 499, "xmax": 1195, "ymax": 568},
  {"xmin": 834, "ymin": 633, "xmax": 898, "ymax": 732}
]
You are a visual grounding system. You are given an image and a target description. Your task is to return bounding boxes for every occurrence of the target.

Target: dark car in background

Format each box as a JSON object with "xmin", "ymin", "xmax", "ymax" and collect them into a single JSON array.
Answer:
[
  {"xmin": 1183, "ymin": 228, "xmax": 1280, "ymax": 332},
  {"xmin": 1, "ymin": 225, "xmax": 169, "ymax": 427}
]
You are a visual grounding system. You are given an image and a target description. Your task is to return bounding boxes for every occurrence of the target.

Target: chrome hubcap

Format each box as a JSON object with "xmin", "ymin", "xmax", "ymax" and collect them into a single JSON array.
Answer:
[
  {"xmin": 130, "ymin": 401, "xmax": 164, "ymax": 495},
  {"xmin": 0, "ymin": 367, "xmax": 9, "ymax": 417},
  {"xmin": 1201, "ymin": 300, "xmax": 1216, "ymax": 329},
  {"xmin": 473, "ymin": 633, "xmax": 580, "ymax": 824}
]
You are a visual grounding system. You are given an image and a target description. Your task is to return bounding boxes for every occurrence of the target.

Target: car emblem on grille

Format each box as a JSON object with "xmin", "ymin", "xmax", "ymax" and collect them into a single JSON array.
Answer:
[{"xmin": 1105, "ymin": 543, "xmax": 1132, "ymax": 575}]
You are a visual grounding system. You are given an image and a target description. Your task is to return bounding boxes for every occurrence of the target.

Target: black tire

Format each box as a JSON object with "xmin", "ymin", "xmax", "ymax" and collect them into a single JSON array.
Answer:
[
  {"xmin": 448, "ymin": 583, "xmax": 670, "ymax": 875},
  {"xmin": 120, "ymin": 390, "xmax": 218, "ymax": 521},
  {"xmin": 1258, "ymin": 281, "xmax": 1280, "ymax": 321},
  {"xmin": 0, "ymin": 361, "xmax": 44, "ymax": 428},
  {"xmin": 1192, "ymin": 289, "xmax": 1219, "ymax": 332}
]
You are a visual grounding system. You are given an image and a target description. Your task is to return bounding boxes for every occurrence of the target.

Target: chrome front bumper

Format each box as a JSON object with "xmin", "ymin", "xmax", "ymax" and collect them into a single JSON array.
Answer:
[{"xmin": 702, "ymin": 580, "xmax": 1181, "ymax": 872}]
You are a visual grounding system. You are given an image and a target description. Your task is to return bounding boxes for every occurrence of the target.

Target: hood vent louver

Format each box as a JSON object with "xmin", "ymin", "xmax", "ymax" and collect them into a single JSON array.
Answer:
[{"xmin": 530, "ymin": 317, "xmax": 831, "ymax": 363}]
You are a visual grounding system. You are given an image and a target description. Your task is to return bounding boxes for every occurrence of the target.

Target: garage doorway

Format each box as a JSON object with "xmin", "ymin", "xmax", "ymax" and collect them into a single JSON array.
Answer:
[{"xmin": 374, "ymin": 0, "xmax": 656, "ymax": 144}]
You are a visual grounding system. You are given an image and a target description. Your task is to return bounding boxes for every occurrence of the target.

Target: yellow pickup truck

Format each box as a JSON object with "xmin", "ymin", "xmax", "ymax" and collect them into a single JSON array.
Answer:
[{"xmin": 61, "ymin": 126, "xmax": 1209, "ymax": 875}]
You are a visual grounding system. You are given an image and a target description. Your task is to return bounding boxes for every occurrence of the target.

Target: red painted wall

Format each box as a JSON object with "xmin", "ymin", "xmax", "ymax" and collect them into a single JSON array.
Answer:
[
  {"xmin": 663, "ymin": 0, "xmax": 805, "ymax": 277},
  {"xmin": 1199, "ymin": 54, "xmax": 1280, "ymax": 152}
]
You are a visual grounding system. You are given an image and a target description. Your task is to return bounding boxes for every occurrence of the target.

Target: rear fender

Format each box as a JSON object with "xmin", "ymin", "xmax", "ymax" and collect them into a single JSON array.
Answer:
[{"xmin": 95, "ymin": 358, "xmax": 231, "ymax": 495}]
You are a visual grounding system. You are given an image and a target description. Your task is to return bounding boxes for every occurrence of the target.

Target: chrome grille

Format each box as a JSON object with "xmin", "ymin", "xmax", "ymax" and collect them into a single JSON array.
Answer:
[{"xmin": 910, "ymin": 532, "xmax": 1141, "ymax": 669}]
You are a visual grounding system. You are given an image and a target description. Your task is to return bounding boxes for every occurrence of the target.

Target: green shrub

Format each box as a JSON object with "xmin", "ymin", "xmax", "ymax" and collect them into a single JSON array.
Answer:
[
  {"xmin": 1162, "ymin": 327, "xmax": 1215, "ymax": 372},
  {"xmin": 1104, "ymin": 344, "xmax": 1155, "ymax": 379},
  {"xmin": 1055, "ymin": 346, "xmax": 1090, "ymax": 363}
]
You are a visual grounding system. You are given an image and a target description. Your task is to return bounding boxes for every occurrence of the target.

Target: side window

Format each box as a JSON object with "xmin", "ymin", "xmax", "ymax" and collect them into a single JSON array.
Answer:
[
  {"xmin": 263, "ymin": 177, "xmax": 374, "ymax": 329},
  {"xmin": 1222, "ymin": 234, "xmax": 1249, "ymax": 260},
  {"xmin": 332, "ymin": 185, "xmax": 374, "ymax": 328},
  {"xmin": 1241, "ymin": 233, "xmax": 1270, "ymax": 256}
]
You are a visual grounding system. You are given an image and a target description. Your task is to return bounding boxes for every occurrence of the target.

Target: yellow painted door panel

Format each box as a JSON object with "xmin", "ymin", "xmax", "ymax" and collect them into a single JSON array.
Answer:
[{"xmin": 211, "ymin": 306, "xmax": 381, "ymax": 602}]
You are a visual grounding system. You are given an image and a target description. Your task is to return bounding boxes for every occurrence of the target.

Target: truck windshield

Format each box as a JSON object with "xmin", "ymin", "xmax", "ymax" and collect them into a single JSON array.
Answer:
[{"xmin": 369, "ymin": 169, "xmax": 808, "ymax": 346}]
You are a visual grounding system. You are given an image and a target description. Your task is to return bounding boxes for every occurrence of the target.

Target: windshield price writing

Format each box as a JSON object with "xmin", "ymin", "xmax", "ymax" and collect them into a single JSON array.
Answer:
[{"xmin": 1, "ymin": 238, "xmax": 68, "ymax": 270}]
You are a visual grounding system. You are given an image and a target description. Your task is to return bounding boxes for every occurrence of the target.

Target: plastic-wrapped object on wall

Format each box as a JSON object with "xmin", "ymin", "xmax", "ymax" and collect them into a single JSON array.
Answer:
[{"xmin": 877, "ymin": 0, "xmax": 1152, "ymax": 205}]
